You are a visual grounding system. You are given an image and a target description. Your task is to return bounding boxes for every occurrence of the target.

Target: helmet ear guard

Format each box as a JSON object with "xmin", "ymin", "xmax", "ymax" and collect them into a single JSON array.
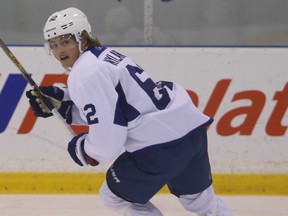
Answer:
[{"xmin": 44, "ymin": 41, "xmax": 52, "ymax": 55}]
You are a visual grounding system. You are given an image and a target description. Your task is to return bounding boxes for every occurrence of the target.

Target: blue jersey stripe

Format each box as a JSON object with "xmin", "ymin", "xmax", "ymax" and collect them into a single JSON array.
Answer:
[
  {"xmin": 90, "ymin": 47, "xmax": 107, "ymax": 58},
  {"xmin": 114, "ymin": 82, "xmax": 140, "ymax": 126}
]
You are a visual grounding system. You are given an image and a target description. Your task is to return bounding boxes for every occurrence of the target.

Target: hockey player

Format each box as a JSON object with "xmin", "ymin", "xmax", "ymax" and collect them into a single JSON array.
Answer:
[{"xmin": 26, "ymin": 7, "xmax": 233, "ymax": 216}]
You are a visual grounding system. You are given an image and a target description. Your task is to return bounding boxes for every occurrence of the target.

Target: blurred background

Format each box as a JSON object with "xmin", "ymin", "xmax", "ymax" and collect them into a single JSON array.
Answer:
[{"xmin": 2, "ymin": 0, "xmax": 288, "ymax": 46}]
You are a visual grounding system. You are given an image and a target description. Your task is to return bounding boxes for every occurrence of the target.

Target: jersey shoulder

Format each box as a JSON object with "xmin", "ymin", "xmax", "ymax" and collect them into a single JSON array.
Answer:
[{"xmin": 68, "ymin": 49, "xmax": 120, "ymax": 92}]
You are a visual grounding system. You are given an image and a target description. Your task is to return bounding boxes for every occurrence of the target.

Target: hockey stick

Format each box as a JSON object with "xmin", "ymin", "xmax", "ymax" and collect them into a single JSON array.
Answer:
[{"xmin": 0, "ymin": 38, "xmax": 75, "ymax": 136}]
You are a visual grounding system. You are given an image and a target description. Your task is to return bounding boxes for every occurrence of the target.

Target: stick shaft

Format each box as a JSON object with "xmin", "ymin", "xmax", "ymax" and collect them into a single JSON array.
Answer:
[{"xmin": 0, "ymin": 38, "xmax": 75, "ymax": 137}]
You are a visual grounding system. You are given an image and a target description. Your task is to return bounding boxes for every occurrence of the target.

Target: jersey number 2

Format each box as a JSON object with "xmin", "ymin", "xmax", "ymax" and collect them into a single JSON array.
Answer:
[{"xmin": 84, "ymin": 104, "xmax": 99, "ymax": 125}]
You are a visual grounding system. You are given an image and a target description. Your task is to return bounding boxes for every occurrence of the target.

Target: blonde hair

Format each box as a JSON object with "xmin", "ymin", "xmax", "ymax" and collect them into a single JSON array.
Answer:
[{"xmin": 82, "ymin": 31, "xmax": 101, "ymax": 49}]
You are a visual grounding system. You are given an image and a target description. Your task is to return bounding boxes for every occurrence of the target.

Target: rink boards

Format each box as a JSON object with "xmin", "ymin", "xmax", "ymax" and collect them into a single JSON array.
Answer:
[{"xmin": 0, "ymin": 46, "xmax": 287, "ymax": 194}]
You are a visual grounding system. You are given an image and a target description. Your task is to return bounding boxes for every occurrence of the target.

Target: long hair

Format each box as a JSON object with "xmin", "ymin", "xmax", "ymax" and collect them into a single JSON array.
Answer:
[{"xmin": 82, "ymin": 31, "xmax": 101, "ymax": 49}]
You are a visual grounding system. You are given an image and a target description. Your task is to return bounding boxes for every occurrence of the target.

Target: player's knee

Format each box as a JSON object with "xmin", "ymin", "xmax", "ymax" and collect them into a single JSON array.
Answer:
[
  {"xmin": 178, "ymin": 185, "xmax": 215, "ymax": 215},
  {"xmin": 99, "ymin": 181, "xmax": 129, "ymax": 211}
]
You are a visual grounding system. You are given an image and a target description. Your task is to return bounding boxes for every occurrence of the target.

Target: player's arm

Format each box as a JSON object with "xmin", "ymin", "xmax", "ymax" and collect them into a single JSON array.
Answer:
[{"xmin": 67, "ymin": 66, "xmax": 127, "ymax": 166}]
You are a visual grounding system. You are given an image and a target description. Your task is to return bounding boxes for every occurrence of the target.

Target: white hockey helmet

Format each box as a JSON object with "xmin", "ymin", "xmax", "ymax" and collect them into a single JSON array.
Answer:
[{"xmin": 43, "ymin": 7, "xmax": 92, "ymax": 42}]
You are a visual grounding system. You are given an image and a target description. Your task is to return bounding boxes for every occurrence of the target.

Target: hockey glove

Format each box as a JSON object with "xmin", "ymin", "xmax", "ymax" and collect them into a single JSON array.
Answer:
[
  {"xmin": 26, "ymin": 86, "xmax": 73, "ymax": 124},
  {"xmin": 67, "ymin": 133, "xmax": 99, "ymax": 167}
]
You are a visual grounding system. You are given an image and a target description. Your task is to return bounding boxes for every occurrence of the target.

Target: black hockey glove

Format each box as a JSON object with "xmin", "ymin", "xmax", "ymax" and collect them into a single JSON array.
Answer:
[{"xmin": 26, "ymin": 86, "xmax": 73, "ymax": 124}]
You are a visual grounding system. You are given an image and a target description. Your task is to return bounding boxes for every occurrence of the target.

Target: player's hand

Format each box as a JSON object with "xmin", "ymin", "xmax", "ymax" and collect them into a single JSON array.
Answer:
[
  {"xmin": 67, "ymin": 133, "xmax": 99, "ymax": 167},
  {"xmin": 26, "ymin": 86, "xmax": 73, "ymax": 124}
]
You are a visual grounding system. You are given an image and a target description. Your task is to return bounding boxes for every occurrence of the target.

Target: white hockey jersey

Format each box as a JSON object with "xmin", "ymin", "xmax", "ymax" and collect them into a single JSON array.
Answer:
[{"xmin": 67, "ymin": 47, "xmax": 212, "ymax": 164}]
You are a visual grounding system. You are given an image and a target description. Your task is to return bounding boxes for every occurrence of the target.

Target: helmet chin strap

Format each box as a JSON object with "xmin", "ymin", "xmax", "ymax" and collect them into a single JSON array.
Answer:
[
  {"xmin": 76, "ymin": 33, "xmax": 88, "ymax": 54},
  {"xmin": 78, "ymin": 41, "xmax": 89, "ymax": 54},
  {"xmin": 78, "ymin": 42, "xmax": 83, "ymax": 54}
]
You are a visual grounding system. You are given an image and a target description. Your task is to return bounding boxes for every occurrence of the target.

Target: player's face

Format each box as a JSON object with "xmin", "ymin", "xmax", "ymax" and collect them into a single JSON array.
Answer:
[{"xmin": 49, "ymin": 34, "xmax": 80, "ymax": 69}]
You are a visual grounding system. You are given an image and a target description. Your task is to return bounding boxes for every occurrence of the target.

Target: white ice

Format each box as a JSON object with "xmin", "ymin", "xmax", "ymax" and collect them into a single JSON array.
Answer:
[{"xmin": 0, "ymin": 194, "xmax": 287, "ymax": 216}]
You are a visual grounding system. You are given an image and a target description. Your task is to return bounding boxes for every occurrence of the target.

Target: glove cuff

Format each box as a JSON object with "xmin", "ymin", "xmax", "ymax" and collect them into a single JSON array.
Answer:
[
  {"xmin": 58, "ymin": 86, "xmax": 71, "ymax": 101},
  {"xmin": 58, "ymin": 101, "xmax": 74, "ymax": 124},
  {"xmin": 68, "ymin": 133, "xmax": 89, "ymax": 166}
]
